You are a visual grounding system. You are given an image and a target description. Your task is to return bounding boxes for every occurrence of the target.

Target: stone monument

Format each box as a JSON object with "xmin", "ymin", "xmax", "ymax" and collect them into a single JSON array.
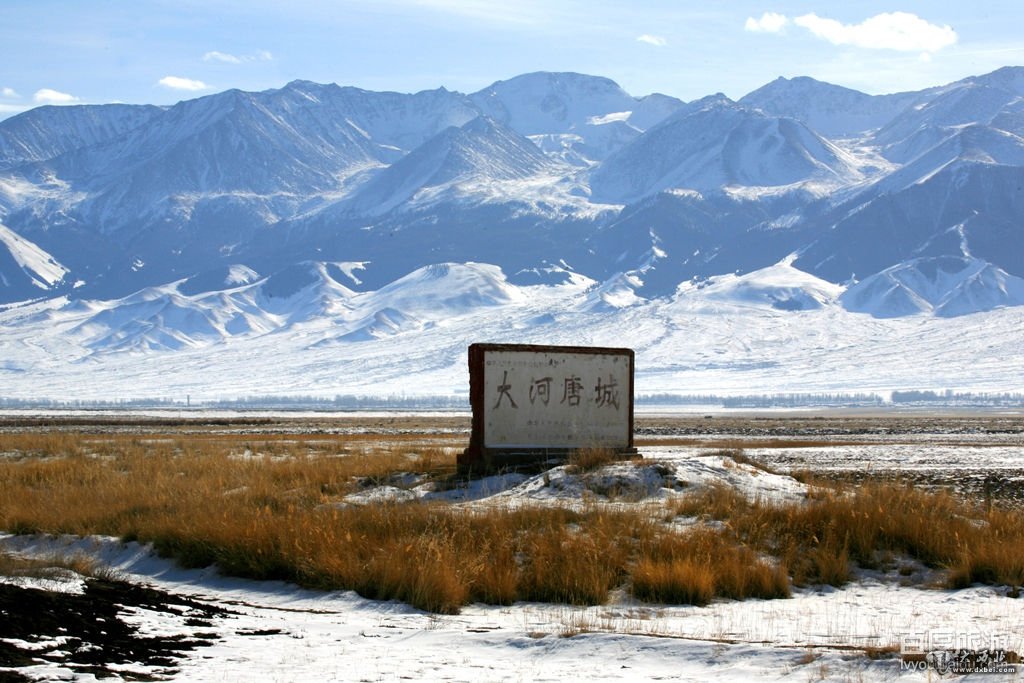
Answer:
[{"xmin": 458, "ymin": 343, "xmax": 637, "ymax": 472}]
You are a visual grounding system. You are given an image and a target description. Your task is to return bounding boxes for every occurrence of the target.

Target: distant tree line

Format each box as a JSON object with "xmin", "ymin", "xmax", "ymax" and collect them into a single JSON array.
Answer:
[
  {"xmin": 640, "ymin": 391, "xmax": 1024, "ymax": 407},
  {"xmin": 206, "ymin": 394, "xmax": 469, "ymax": 410},
  {"xmin": 0, "ymin": 397, "xmax": 181, "ymax": 409},
  {"xmin": 890, "ymin": 390, "xmax": 1024, "ymax": 406},
  {"xmin": 636, "ymin": 393, "xmax": 729, "ymax": 405},
  {"xmin": 0, "ymin": 394, "xmax": 472, "ymax": 410},
  {"xmin": 637, "ymin": 392, "xmax": 886, "ymax": 407},
  {"xmin": 721, "ymin": 392, "xmax": 886, "ymax": 408}
]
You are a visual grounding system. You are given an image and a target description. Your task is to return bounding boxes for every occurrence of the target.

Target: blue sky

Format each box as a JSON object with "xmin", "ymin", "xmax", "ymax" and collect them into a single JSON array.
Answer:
[{"xmin": 2, "ymin": 1, "xmax": 1022, "ymax": 119}]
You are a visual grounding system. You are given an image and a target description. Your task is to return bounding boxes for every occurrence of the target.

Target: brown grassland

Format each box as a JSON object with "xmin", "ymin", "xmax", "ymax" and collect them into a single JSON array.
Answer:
[{"xmin": 1, "ymin": 423, "xmax": 1022, "ymax": 614}]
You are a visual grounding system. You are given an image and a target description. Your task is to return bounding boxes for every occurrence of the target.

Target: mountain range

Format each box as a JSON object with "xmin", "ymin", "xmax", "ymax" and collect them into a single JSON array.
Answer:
[{"xmin": 1, "ymin": 68, "xmax": 1022, "ymax": 399}]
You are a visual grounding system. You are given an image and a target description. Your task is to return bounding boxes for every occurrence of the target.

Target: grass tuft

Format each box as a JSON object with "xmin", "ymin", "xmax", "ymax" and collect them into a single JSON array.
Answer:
[
  {"xmin": 566, "ymin": 447, "xmax": 623, "ymax": 473},
  {"xmin": 631, "ymin": 528, "xmax": 790, "ymax": 604},
  {"xmin": 671, "ymin": 479, "xmax": 1024, "ymax": 589}
]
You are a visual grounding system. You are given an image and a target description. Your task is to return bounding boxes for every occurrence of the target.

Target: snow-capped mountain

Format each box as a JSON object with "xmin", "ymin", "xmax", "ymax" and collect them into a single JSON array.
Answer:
[
  {"xmin": 469, "ymin": 72, "xmax": 683, "ymax": 167},
  {"xmin": 278, "ymin": 81, "xmax": 481, "ymax": 155},
  {"xmin": 470, "ymin": 72, "xmax": 639, "ymax": 136},
  {"xmin": 738, "ymin": 76, "xmax": 921, "ymax": 138},
  {"xmin": 873, "ymin": 83, "xmax": 1023, "ymax": 159},
  {"xmin": 794, "ymin": 162, "xmax": 1024, "ymax": 282},
  {"xmin": 0, "ymin": 67, "xmax": 1023, "ymax": 399},
  {"xmin": 889, "ymin": 123, "xmax": 1024, "ymax": 188},
  {"xmin": 0, "ymin": 103, "xmax": 163, "ymax": 170},
  {"xmin": 589, "ymin": 95, "xmax": 863, "ymax": 203},
  {"xmin": 344, "ymin": 116, "xmax": 566, "ymax": 215}
]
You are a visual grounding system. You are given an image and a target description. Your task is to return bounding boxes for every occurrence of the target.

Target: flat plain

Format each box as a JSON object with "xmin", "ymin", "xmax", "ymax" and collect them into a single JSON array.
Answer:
[{"xmin": 1, "ymin": 411, "xmax": 1021, "ymax": 682}]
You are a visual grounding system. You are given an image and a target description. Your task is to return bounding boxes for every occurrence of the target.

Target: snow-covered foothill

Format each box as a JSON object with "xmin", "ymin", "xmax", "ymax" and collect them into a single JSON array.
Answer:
[
  {"xmin": 841, "ymin": 256, "xmax": 1024, "ymax": 318},
  {"xmin": 676, "ymin": 257, "xmax": 844, "ymax": 312},
  {"xmin": 1, "ymin": 252, "xmax": 1023, "ymax": 400}
]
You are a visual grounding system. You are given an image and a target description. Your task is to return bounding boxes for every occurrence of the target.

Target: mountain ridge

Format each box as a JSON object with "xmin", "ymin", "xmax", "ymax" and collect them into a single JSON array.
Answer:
[
  {"xmin": 0, "ymin": 67, "xmax": 1022, "ymax": 398},
  {"xmin": 1, "ymin": 67, "xmax": 1021, "ymax": 306}
]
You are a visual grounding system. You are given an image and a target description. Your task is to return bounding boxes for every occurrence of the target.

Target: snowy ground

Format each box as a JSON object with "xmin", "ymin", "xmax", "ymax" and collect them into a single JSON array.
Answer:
[
  {"xmin": 3, "ymin": 533, "xmax": 1022, "ymax": 683},
  {"xmin": 1, "ymin": 260, "xmax": 1022, "ymax": 402},
  {"xmin": 2, "ymin": 443, "xmax": 1023, "ymax": 682}
]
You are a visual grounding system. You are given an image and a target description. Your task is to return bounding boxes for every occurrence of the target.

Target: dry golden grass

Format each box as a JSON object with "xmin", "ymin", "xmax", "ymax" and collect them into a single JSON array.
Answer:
[
  {"xmin": 671, "ymin": 476, "xmax": 1024, "ymax": 588},
  {"xmin": 946, "ymin": 506, "xmax": 1024, "ymax": 589},
  {"xmin": 0, "ymin": 431, "xmax": 793, "ymax": 611},
  {"xmin": 566, "ymin": 446, "xmax": 628, "ymax": 472},
  {"xmin": 633, "ymin": 557, "xmax": 715, "ymax": 605},
  {"xmin": 631, "ymin": 528, "xmax": 790, "ymax": 605},
  {"xmin": 2, "ymin": 431, "xmax": 1021, "ymax": 613}
]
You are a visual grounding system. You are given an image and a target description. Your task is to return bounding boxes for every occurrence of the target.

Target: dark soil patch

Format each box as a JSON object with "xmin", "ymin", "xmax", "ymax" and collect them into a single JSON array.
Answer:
[{"xmin": 0, "ymin": 576, "xmax": 231, "ymax": 680}]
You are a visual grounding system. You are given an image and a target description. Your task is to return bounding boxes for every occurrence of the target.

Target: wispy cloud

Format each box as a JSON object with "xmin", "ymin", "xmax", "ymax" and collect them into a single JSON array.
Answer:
[
  {"xmin": 637, "ymin": 34, "xmax": 668, "ymax": 47},
  {"xmin": 2, "ymin": 87, "xmax": 19, "ymax": 98},
  {"xmin": 203, "ymin": 50, "xmax": 241, "ymax": 64},
  {"xmin": 158, "ymin": 76, "xmax": 210, "ymax": 91},
  {"xmin": 793, "ymin": 12, "xmax": 957, "ymax": 52},
  {"xmin": 745, "ymin": 12, "xmax": 788, "ymax": 33},
  {"xmin": 33, "ymin": 88, "xmax": 80, "ymax": 105},
  {"xmin": 203, "ymin": 50, "xmax": 274, "ymax": 64}
]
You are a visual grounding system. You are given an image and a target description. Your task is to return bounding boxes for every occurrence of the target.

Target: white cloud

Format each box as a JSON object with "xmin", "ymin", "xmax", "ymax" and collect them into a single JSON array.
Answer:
[
  {"xmin": 2, "ymin": 87, "xmax": 19, "ymax": 99},
  {"xmin": 793, "ymin": 11, "xmax": 957, "ymax": 53},
  {"xmin": 204, "ymin": 51, "xmax": 241, "ymax": 64},
  {"xmin": 745, "ymin": 12, "xmax": 789, "ymax": 33},
  {"xmin": 33, "ymin": 88, "xmax": 80, "ymax": 105},
  {"xmin": 158, "ymin": 76, "xmax": 209, "ymax": 91},
  {"xmin": 204, "ymin": 50, "xmax": 273, "ymax": 64},
  {"xmin": 637, "ymin": 34, "xmax": 667, "ymax": 47}
]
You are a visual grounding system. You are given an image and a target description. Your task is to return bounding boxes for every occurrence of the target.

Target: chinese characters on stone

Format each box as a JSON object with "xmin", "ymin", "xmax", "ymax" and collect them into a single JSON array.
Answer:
[
  {"xmin": 493, "ymin": 372, "xmax": 619, "ymax": 410},
  {"xmin": 494, "ymin": 370, "xmax": 518, "ymax": 409}
]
